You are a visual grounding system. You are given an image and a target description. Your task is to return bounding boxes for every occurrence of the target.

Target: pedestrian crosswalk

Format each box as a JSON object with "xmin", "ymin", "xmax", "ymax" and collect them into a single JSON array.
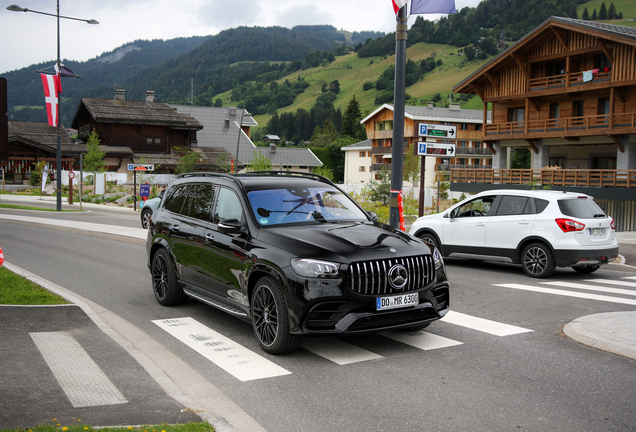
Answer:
[{"xmin": 495, "ymin": 275, "xmax": 636, "ymax": 306}]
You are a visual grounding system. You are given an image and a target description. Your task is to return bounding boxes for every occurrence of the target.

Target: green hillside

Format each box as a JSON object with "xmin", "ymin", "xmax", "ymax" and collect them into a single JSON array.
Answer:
[{"xmin": 224, "ymin": 42, "xmax": 491, "ymax": 134}]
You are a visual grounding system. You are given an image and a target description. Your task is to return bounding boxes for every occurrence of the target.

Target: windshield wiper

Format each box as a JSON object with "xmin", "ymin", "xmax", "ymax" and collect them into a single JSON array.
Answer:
[{"xmin": 593, "ymin": 213, "xmax": 606, "ymax": 218}]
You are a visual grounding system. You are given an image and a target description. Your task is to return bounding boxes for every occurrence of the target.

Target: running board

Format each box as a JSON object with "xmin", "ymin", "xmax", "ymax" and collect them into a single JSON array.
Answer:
[
  {"xmin": 448, "ymin": 253, "xmax": 513, "ymax": 263},
  {"xmin": 183, "ymin": 288, "xmax": 248, "ymax": 317}
]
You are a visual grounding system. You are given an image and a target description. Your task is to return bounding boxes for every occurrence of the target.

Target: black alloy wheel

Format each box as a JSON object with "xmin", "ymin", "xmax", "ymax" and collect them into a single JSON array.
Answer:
[
  {"xmin": 141, "ymin": 208, "xmax": 152, "ymax": 229},
  {"xmin": 573, "ymin": 264, "xmax": 601, "ymax": 274},
  {"xmin": 251, "ymin": 276, "xmax": 299, "ymax": 354},
  {"xmin": 521, "ymin": 242, "xmax": 556, "ymax": 278},
  {"xmin": 151, "ymin": 249, "xmax": 186, "ymax": 306}
]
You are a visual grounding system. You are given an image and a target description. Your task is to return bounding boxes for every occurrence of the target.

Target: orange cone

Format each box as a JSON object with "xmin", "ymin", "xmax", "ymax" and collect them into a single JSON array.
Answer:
[{"xmin": 0, "ymin": 246, "xmax": 4, "ymax": 266}]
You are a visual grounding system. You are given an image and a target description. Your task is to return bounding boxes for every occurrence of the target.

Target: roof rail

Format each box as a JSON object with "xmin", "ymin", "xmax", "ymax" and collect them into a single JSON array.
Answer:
[
  {"xmin": 175, "ymin": 172, "xmax": 238, "ymax": 182},
  {"xmin": 243, "ymin": 170, "xmax": 332, "ymax": 184}
]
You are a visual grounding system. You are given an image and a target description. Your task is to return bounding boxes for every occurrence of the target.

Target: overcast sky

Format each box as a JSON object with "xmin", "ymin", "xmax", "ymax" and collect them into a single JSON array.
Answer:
[{"xmin": 1, "ymin": 0, "xmax": 482, "ymax": 74}]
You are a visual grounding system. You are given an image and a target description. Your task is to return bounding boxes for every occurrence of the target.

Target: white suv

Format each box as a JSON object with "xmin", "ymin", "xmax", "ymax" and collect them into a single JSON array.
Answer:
[{"xmin": 409, "ymin": 189, "xmax": 619, "ymax": 278}]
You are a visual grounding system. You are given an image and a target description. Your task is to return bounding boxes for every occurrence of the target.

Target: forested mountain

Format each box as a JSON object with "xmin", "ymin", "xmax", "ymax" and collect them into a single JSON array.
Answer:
[{"xmin": 3, "ymin": 25, "xmax": 345, "ymax": 125}]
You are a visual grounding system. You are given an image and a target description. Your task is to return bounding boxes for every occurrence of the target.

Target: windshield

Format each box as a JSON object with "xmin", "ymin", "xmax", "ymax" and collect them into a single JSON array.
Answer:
[{"xmin": 247, "ymin": 186, "xmax": 368, "ymax": 226}]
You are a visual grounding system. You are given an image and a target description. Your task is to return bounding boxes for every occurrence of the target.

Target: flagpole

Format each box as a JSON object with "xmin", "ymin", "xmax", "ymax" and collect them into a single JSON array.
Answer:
[
  {"xmin": 56, "ymin": 0, "xmax": 62, "ymax": 211},
  {"xmin": 389, "ymin": 5, "xmax": 408, "ymax": 229}
]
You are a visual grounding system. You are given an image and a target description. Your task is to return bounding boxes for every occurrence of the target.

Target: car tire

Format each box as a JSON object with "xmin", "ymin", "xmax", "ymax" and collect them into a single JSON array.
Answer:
[
  {"xmin": 151, "ymin": 249, "xmax": 186, "ymax": 306},
  {"xmin": 141, "ymin": 208, "xmax": 152, "ymax": 229},
  {"xmin": 418, "ymin": 232, "xmax": 440, "ymax": 252},
  {"xmin": 251, "ymin": 276, "xmax": 299, "ymax": 354},
  {"xmin": 521, "ymin": 243, "xmax": 556, "ymax": 278},
  {"xmin": 572, "ymin": 264, "xmax": 601, "ymax": 274}
]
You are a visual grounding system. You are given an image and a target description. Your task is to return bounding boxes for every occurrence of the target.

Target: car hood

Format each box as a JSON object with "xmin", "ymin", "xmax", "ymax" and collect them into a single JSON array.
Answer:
[{"xmin": 258, "ymin": 222, "xmax": 428, "ymax": 262}]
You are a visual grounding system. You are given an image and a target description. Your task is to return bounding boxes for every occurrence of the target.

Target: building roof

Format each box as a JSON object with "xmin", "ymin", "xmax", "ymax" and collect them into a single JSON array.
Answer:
[
  {"xmin": 171, "ymin": 105, "xmax": 322, "ymax": 167},
  {"xmin": 454, "ymin": 16, "xmax": 636, "ymax": 93},
  {"xmin": 361, "ymin": 103, "xmax": 489, "ymax": 124},
  {"xmin": 341, "ymin": 139, "xmax": 372, "ymax": 150},
  {"xmin": 72, "ymin": 98, "xmax": 203, "ymax": 130},
  {"xmin": 8, "ymin": 121, "xmax": 134, "ymax": 157}
]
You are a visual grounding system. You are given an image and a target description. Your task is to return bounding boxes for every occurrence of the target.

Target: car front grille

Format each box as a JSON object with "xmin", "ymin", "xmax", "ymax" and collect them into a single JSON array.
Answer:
[{"xmin": 347, "ymin": 255, "xmax": 435, "ymax": 296}]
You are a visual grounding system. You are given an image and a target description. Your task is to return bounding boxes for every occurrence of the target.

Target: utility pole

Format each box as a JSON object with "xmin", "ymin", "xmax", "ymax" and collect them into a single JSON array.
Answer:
[{"xmin": 389, "ymin": 5, "xmax": 408, "ymax": 230}]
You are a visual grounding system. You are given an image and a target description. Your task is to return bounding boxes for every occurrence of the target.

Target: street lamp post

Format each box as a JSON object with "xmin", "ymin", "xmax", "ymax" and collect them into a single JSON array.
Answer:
[{"xmin": 7, "ymin": 2, "xmax": 97, "ymax": 211}]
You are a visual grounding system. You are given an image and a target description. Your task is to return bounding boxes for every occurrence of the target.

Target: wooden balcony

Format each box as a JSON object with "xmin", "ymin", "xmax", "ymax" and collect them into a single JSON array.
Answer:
[
  {"xmin": 371, "ymin": 146, "xmax": 393, "ymax": 155},
  {"xmin": 528, "ymin": 70, "xmax": 612, "ymax": 94},
  {"xmin": 370, "ymin": 130, "xmax": 393, "ymax": 140},
  {"xmin": 450, "ymin": 168, "xmax": 636, "ymax": 188},
  {"xmin": 484, "ymin": 113, "xmax": 636, "ymax": 139},
  {"xmin": 455, "ymin": 147, "xmax": 492, "ymax": 156}
]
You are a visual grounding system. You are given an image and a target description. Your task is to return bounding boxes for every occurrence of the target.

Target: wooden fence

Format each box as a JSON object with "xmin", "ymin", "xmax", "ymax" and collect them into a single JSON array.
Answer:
[{"xmin": 450, "ymin": 169, "xmax": 636, "ymax": 188}]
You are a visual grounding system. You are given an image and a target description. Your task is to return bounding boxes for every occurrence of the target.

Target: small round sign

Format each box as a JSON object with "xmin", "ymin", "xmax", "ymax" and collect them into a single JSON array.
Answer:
[{"xmin": 68, "ymin": 171, "xmax": 76, "ymax": 179}]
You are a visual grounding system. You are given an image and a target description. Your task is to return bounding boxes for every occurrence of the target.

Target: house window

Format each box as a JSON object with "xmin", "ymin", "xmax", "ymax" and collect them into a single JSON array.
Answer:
[
  {"xmin": 359, "ymin": 151, "xmax": 366, "ymax": 157},
  {"xmin": 594, "ymin": 53, "xmax": 611, "ymax": 71},
  {"xmin": 549, "ymin": 103, "xmax": 560, "ymax": 119},
  {"xmin": 598, "ymin": 98, "xmax": 610, "ymax": 115},
  {"xmin": 508, "ymin": 107, "xmax": 525, "ymax": 123},
  {"xmin": 545, "ymin": 60, "xmax": 566, "ymax": 77},
  {"xmin": 549, "ymin": 157, "xmax": 566, "ymax": 168},
  {"xmin": 359, "ymin": 166, "xmax": 366, "ymax": 172},
  {"xmin": 591, "ymin": 156, "xmax": 616, "ymax": 169},
  {"xmin": 146, "ymin": 137, "xmax": 161, "ymax": 145},
  {"xmin": 459, "ymin": 141, "xmax": 467, "ymax": 147},
  {"xmin": 573, "ymin": 100, "xmax": 584, "ymax": 117},
  {"xmin": 367, "ymin": 151, "xmax": 372, "ymax": 157},
  {"xmin": 461, "ymin": 123, "xmax": 468, "ymax": 130}
]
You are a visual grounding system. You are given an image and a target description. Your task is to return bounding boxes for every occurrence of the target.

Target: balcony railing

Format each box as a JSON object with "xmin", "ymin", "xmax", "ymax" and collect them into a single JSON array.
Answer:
[
  {"xmin": 451, "ymin": 168, "xmax": 636, "ymax": 188},
  {"xmin": 371, "ymin": 163, "xmax": 391, "ymax": 171},
  {"xmin": 528, "ymin": 70, "xmax": 612, "ymax": 93},
  {"xmin": 371, "ymin": 146, "xmax": 393, "ymax": 155},
  {"xmin": 485, "ymin": 113, "xmax": 636, "ymax": 137},
  {"xmin": 437, "ymin": 164, "xmax": 492, "ymax": 171}
]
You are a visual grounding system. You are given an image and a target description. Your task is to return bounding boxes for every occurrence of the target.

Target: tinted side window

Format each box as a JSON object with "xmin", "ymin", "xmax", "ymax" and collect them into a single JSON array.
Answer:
[
  {"xmin": 454, "ymin": 196, "xmax": 495, "ymax": 217},
  {"xmin": 558, "ymin": 198, "xmax": 606, "ymax": 219},
  {"xmin": 496, "ymin": 196, "xmax": 531, "ymax": 216},
  {"xmin": 184, "ymin": 184, "xmax": 215, "ymax": 222},
  {"xmin": 534, "ymin": 198, "xmax": 549, "ymax": 214},
  {"xmin": 214, "ymin": 188, "xmax": 243, "ymax": 224},
  {"xmin": 164, "ymin": 185, "xmax": 189, "ymax": 215}
]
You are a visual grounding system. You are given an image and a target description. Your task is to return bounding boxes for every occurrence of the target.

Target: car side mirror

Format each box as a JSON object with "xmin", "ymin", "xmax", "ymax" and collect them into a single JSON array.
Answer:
[
  {"xmin": 367, "ymin": 210, "xmax": 378, "ymax": 221},
  {"xmin": 218, "ymin": 218, "xmax": 245, "ymax": 235},
  {"xmin": 449, "ymin": 209, "xmax": 456, "ymax": 220}
]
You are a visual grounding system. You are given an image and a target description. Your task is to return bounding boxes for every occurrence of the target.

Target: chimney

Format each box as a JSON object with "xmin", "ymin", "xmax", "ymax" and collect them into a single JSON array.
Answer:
[
  {"xmin": 449, "ymin": 103, "xmax": 461, "ymax": 111},
  {"xmin": 270, "ymin": 143, "xmax": 276, "ymax": 153},
  {"xmin": 224, "ymin": 119, "xmax": 230, "ymax": 128},
  {"xmin": 427, "ymin": 102, "xmax": 434, "ymax": 109},
  {"xmin": 115, "ymin": 89, "xmax": 125, "ymax": 101},
  {"xmin": 145, "ymin": 90, "xmax": 155, "ymax": 103}
]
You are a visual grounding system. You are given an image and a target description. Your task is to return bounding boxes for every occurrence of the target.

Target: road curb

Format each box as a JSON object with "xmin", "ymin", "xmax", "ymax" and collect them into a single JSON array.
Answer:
[
  {"xmin": 563, "ymin": 311, "xmax": 636, "ymax": 361},
  {"xmin": 2, "ymin": 261, "xmax": 266, "ymax": 432}
]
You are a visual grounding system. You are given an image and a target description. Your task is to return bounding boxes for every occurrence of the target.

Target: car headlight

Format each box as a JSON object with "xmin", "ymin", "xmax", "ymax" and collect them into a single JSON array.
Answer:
[
  {"xmin": 432, "ymin": 247, "xmax": 444, "ymax": 270},
  {"xmin": 291, "ymin": 258, "xmax": 339, "ymax": 278}
]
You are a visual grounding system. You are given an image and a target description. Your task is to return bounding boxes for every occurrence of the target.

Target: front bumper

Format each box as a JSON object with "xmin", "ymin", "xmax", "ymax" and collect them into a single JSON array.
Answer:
[{"xmin": 293, "ymin": 282, "xmax": 450, "ymax": 336}]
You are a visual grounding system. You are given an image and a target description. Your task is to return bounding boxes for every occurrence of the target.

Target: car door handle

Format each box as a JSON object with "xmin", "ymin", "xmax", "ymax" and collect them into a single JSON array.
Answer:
[
  {"xmin": 205, "ymin": 234, "xmax": 214, "ymax": 242},
  {"xmin": 476, "ymin": 223, "xmax": 486, "ymax": 227},
  {"xmin": 519, "ymin": 221, "xmax": 530, "ymax": 225},
  {"xmin": 169, "ymin": 224, "xmax": 180, "ymax": 232}
]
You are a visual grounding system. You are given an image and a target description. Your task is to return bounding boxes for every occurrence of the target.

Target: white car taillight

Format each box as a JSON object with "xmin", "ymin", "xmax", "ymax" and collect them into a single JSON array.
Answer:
[
  {"xmin": 610, "ymin": 218, "xmax": 615, "ymax": 230},
  {"xmin": 555, "ymin": 218, "xmax": 585, "ymax": 233}
]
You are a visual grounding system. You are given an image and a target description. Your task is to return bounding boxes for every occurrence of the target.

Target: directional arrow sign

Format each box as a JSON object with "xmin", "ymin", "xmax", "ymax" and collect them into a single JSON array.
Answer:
[
  {"xmin": 418, "ymin": 142, "xmax": 456, "ymax": 156},
  {"xmin": 127, "ymin": 163, "xmax": 155, "ymax": 171},
  {"xmin": 418, "ymin": 123, "xmax": 457, "ymax": 139}
]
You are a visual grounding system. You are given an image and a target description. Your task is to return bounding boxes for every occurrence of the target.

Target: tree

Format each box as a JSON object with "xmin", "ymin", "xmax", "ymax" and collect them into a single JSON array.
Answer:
[
  {"xmin": 403, "ymin": 148, "xmax": 420, "ymax": 190},
  {"xmin": 369, "ymin": 166, "xmax": 391, "ymax": 205},
  {"xmin": 464, "ymin": 46, "xmax": 476, "ymax": 61},
  {"xmin": 592, "ymin": 9, "xmax": 598, "ymax": 20},
  {"xmin": 608, "ymin": 3, "xmax": 616, "ymax": 19},
  {"xmin": 175, "ymin": 152, "xmax": 202, "ymax": 175},
  {"xmin": 247, "ymin": 151, "xmax": 272, "ymax": 172},
  {"xmin": 214, "ymin": 98, "xmax": 223, "ymax": 107},
  {"xmin": 84, "ymin": 131, "xmax": 106, "ymax": 196},
  {"xmin": 582, "ymin": 7, "xmax": 590, "ymax": 20},
  {"xmin": 310, "ymin": 119, "xmax": 338, "ymax": 148},
  {"xmin": 341, "ymin": 95, "xmax": 366, "ymax": 140},
  {"xmin": 512, "ymin": 147, "xmax": 531, "ymax": 169},
  {"xmin": 599, "ymin": 3, "xmax": 607, "ymax": 20}
]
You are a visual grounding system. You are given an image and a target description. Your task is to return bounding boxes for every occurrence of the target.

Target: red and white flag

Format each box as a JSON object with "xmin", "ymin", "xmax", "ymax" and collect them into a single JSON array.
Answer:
[
  {"xmin": 392, "ymin": 0, "xmax": 409, "ymax": 14},
  {"xmin": 41, "ymin": 73, "xmax": 60, "ymax": 127}
]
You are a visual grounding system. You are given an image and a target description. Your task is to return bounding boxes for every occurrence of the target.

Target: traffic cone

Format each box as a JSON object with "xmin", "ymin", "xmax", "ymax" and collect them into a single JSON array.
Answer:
[{"xmin": 0, "ymin": 246, "xmax": 4, "ymax": 266}]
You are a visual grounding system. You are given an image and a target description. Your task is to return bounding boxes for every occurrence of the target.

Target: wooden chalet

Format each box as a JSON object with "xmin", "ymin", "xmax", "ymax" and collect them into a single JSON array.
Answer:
[{"xmin": 454, "ymin": 17, "xmax": 636, "ymax": 199}]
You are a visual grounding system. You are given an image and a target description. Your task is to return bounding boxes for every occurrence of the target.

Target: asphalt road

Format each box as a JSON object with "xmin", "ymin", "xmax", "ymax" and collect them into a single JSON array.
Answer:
[{"xmin": 1, "ymin": 208, "xmax": 636, "ymax": 432}]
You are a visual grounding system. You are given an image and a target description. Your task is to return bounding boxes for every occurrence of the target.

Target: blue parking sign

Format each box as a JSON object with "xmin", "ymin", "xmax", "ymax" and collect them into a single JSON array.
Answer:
[
  {"xmin": 140, "ymin": 184, "xmax": 151, "ymax": 198},
  {"xmin": 418, "ymin": 142, "xmax": 427, "ymax": 155},
  {"xmin": 418, "ymin": 124, "xmax": 427, "ymax": 136}
]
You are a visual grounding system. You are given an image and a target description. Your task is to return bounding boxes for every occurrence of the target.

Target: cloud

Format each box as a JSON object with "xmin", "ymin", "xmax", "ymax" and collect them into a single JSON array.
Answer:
[
  {"xmin": 276, "ymin": 5, "xmax": 335, "ymax": 27},
  {"xmin": 197, "ymin": 0, "xmax": 262, "ymax": 29}
]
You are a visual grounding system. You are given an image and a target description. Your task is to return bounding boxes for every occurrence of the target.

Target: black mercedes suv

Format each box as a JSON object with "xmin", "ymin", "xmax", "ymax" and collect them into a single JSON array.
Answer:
[{"xmin": 146, "ymin": 172, "xmax": 450, "ymax": 354}]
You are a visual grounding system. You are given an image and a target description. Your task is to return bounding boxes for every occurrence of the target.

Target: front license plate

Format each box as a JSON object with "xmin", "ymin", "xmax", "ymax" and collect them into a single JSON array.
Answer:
[
  {"xmin": 376, "ymin": 293, "xmax": 419, "ymax": 311},
  {"xmin": 590, "ymin": 228, "xmax": 606, "ymax": 236}
]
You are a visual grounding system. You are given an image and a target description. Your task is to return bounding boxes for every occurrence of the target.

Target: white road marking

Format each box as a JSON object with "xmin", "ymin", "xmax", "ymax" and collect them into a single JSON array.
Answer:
[
  {"xmin": 442, "ymin": 310, "xmax": 533, "ymax": 336},
  {"xmin": 153, "ymin": 317, "xmax": 291, "ymax": 382},
  {"xmin": 583, "ymin": 278, "xmax": 636, "ymax": 288},
  {"xmin": 301, "ymin": 339, "xmax": 383, "ymax": 365},
  {"xmin": 624, "ymin": 276, "xmax": 636, "ymax": 280},
  {"xmin": 30, "ymin": 331, "xmax": 127, "ymax": 408},
  {"xmin": 542, "ymin": 281, "xmax": 636, "ymax": 297},
  {"xmin": 494, "ymin": 283, "xmax": 636, "ymax": 306},
  {"xmin": 381, "ymin": 330, "xmax": 463, "ymax": 350}
]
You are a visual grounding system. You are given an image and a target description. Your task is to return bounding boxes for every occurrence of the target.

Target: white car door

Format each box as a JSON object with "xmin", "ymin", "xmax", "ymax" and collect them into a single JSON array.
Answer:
[
  {"xmin": 442, "ymin": 195, "xmax": 496, "ymax": 255},
  {"xmin": 485, "ymin": 195, "xmax": 537, "ymax": 260}
]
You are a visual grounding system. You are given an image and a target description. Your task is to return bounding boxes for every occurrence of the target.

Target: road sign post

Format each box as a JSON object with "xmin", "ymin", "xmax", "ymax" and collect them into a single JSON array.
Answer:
[{"xmin": 128, "ymin": 164, "xmax": 155, "ymax": 211}]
